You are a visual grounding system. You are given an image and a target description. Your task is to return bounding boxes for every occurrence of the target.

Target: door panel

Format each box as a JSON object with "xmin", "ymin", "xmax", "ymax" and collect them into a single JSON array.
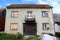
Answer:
[{"xmin": 23, "ymin": 23, "xmax": 37, "ymax": 35}]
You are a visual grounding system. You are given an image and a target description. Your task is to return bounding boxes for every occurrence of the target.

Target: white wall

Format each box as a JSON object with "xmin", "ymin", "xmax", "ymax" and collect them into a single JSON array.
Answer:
[{"xmin": 5, "ymin": 8, "xmax": 55, "ymax": 35}]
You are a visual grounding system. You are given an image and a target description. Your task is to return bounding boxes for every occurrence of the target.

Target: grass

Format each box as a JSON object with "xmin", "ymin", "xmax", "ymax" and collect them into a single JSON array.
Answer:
[
  {"xmin": 0, "ymin": 33, "xmax": 41, "ymax": 40},
  {"xmin": 0, "ymin": 33, "xmax": 23, "ymax": 40},
  {"xmin": 56, "ymin": 37, "xmax": 60, "ymax": 40},
  {"xmin": 25, "ymin": 35, "xmax": 40, "ymax": 40}
]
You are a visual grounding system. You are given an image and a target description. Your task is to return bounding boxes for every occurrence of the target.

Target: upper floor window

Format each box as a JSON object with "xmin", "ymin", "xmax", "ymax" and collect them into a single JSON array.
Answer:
[
  {"xmin": 27, "ymin": 11, "xmax": 32, "ymax": 17},
  {"xmin": 42, "ymin": 11, "xmax": 48, "ymax": 17},
  {"xmin": 42, "ymin": 23, "xmax": 49, "ymax": 30},
  {"xmin": 11, "ymin": 11, "xmax": 18, "ymax": 18},
  {"xmin": 27, "ymin": 11, "xmax": 32, "ymax": 14},
  {"xmin": 10, "ymin": 23, "xmax": 18, "ymax": 30}
]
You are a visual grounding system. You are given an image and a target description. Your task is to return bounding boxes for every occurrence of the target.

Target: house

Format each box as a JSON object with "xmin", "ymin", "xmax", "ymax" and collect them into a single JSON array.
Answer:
[
  {"xmin": 0, "ymin": 8, "xmax": 6, "ymax": 31},
  {"xmin": 5, "ymin": 4, "xmax": 55, "ymax": 36},
  {"xmin": 53, "ymin": 14, "xmax": 60, "ymax": 32}
]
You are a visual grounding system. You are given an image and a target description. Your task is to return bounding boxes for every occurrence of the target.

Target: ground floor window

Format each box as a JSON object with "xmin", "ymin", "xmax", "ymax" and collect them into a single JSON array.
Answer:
[
  {"xmin": 10, "ymin": 23, "xmax": 18, "ymax": 30},
  {"xmin": 42, "ymin": 23, "xmax": 49, "ymax": 30}
]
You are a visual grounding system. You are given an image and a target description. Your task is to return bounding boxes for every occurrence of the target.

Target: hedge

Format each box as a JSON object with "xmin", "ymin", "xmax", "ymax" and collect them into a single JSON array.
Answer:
[{"xmin": 55, "ymin": 32, "xmax": 60, "ymax": 37}]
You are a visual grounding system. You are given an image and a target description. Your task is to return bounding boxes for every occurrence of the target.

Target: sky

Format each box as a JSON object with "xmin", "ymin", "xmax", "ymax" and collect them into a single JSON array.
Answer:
[{"xmin": 0, "ymin": 0, "xmax": 60, "ymax": 14}]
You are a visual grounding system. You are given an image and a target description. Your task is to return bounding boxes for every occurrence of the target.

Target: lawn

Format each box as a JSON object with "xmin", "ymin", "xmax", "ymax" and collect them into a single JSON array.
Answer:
[
  {"xmin": 0, "ymin": 33, "xmax": 40, "ymax": 40},
  {"xmin": 25, "ymin": 35, "xmax": 40, "ymax": 40},
  {"xmin": 0, "ymin": 33, "xmax": 23, "ymax": 40}
]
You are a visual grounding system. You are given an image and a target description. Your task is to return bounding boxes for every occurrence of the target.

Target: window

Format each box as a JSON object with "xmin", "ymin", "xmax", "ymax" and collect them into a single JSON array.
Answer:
[
  {"xmin": 27, "ymin": 11, "xmax": 32, "ymax": 17},
  {"xmin": 11, "ymin": 11, "xmax": 18, "ymax": 18},
  {"xmin": 42, "ymin": 11, "xmax": 48, "ymax": 17},
  {"xmin": 10, "ymin": 23, "xmax": 18, "ymax": 30},
  {"xmin": 27, "ymin": 11, "xmax": 32, "ymax": 13},
  {"xmin": 42, "ymin": 23, "xmax": 49, "ymax": 30}
]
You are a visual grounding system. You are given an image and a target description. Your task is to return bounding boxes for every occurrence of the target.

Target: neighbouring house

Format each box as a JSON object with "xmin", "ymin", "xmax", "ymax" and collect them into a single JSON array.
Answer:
[
  {"xmin": 53, "ymin": 14, "xmax": 60, "ymax": 32},
  {"xmin": 0, "ymin": 8, "xmax": 6, "ymax": 31},
  {"xmin": 5, "ymin": 4, "xmax": 55, "ymax": 36}
]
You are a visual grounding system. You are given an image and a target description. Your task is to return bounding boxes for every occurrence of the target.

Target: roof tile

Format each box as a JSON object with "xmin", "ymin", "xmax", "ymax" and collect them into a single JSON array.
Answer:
[{"xmin": 7, "ymin": 4, "xmax": 52, "ymax": 8}]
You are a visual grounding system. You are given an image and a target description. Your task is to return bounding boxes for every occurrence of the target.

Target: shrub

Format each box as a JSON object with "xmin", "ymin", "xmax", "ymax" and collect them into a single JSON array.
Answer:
[{"xmin": 55, "ymin": 32, "xmax": 60, "ymax": 37}]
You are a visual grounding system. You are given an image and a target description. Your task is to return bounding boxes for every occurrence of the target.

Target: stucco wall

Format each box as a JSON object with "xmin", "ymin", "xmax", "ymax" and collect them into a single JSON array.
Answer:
[{"xmin": 5, "ymin": 8, "xmax": 55, "ymax": 35}]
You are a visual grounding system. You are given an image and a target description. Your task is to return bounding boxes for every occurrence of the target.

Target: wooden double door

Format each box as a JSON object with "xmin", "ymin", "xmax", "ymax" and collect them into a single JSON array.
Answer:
[{"xmin": 23, "ymin": 23, "xmax": 37, "ymax": 35}]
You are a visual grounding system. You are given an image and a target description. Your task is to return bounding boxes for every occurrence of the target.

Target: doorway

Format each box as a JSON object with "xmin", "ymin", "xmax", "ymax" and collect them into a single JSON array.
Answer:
[{"xmin": 23, "ymin": 23, "xmax": 37, "ymax": 35}]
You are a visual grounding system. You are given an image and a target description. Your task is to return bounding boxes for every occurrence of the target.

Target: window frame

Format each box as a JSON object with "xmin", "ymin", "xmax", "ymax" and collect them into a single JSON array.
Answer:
[
  {"xmin": 42, "ymin": 11, "xmax": 48, "ymax": 17},
  {"xmin": 10, "ymin": 23, "xmax": 18, "ymax": 30},
  {"xmin": 27, "ymin": 11, "xmax": 32, "ymax": 17},
  {"xmin": 11, "ymin": 11, "xmax": 19, "ymax": 18},
  {"xmin": 42, "ymin": 23, "xmax": 49, "ymax": 30},
  {"xmin": 27, "ymin": 11, "xmax": 32, "ymax": 13}
]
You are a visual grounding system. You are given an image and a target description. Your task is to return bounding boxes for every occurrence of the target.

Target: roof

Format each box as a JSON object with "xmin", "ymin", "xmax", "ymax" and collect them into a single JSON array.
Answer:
[
  {"xmin": 53, "ymin": 14, "xmax": 60, "ymax": 22},
  {"xmin": 7, "ymin": 4, "xmax": 52, "ymax": 9}
]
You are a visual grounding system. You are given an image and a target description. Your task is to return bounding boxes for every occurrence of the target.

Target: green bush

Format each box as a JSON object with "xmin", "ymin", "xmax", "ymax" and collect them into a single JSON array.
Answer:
[{"xmin": 55, "ymin": 32, "xmax": 60, "ymax": 37}]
